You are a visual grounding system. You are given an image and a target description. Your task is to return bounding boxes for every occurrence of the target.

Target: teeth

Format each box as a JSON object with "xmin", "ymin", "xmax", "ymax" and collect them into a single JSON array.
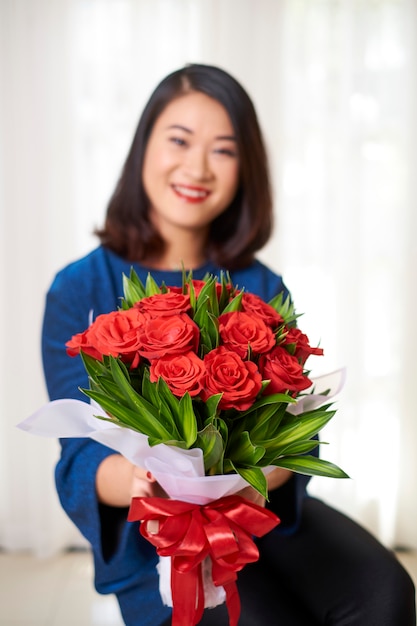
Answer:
[{"xmin": 174, "ymin": 185, "xmax": 209, "ymax": 198}]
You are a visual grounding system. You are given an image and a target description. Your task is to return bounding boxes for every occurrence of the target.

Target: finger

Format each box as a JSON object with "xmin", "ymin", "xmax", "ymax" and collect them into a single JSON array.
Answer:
[
  {"xmin": 147, "ymin": 520, "xmax": 160, "ymax": 534},
  {"xmin": 132, "ymin": 467, "xmax": 155, "ymax": 482},
  {"xmin": 131, "ymin": 477, "xmax": 153, "ymax": 498}
]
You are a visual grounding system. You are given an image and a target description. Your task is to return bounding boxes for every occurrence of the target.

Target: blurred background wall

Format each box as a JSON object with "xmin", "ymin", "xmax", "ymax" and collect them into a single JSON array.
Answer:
[{"xmin": 1, "ymin": 0, "xmax": 416, "ymax": 556}]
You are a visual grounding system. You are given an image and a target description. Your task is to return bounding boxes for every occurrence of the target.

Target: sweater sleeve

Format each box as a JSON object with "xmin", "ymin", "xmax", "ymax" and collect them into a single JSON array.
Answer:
[{"xmin": 41, "ymin": 261, "xmax": 163, "ymax": 597}]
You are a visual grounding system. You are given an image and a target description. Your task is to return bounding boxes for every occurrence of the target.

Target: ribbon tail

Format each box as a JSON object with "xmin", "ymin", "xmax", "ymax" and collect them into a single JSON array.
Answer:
[
  {"xmin": 171, "ymin": 561, "xmax": 205, "ymax": 626},
  {"xmin": 195, "ymin": 565, "xmax": 205, "ymax": 625},
  {"xmin": 224, "ymin": 581, "xmax": 241, "ymax": 626}
]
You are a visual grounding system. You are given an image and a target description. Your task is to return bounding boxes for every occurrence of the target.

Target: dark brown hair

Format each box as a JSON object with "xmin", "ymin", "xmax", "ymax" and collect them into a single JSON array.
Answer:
[{"xmin": 96, "ymin": 64, "xmax": 273, "ymax": 270}]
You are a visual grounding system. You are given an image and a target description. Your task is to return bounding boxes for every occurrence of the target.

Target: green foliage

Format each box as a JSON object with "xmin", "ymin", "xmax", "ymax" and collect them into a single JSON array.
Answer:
[
  {"xmin": 268, "ymin": 291, "xmax": 300, "ymax": 326},
  {"xmin": 78, "ymin": 269, "xmax": 348, "ymax": 498}
]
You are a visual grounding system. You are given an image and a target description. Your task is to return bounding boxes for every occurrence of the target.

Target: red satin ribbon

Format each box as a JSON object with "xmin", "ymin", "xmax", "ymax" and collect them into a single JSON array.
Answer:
[{"xmin": 128, "ymin": 495, "xmax": 280, "ymax": 626}]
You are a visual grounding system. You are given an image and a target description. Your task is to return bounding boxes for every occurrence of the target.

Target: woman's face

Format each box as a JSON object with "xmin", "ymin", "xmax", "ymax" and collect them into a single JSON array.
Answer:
[{"xmin": 142, "ymin": 91, "xmax": 240, "ymax": 240}]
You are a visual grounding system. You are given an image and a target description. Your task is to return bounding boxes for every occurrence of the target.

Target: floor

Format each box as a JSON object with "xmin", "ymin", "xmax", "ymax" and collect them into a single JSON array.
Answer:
[
  {"xmin": 0, "ymin": 549, "xmax": 124, "ymax": 626},
  {"xmin": 0, "ymin": 548, "xmax": 416, "ymax": 625}
]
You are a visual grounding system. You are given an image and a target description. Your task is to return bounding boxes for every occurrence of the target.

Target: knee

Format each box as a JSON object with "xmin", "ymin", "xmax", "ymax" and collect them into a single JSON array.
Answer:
[
  {"xmin": 362, "ymin": 552, "xmax": 416, "ymax": 624},
  {"xmin": 329, "ymin": 549, "xmax": 415, "ymax": 625},
  {"xmin": 383, "ymin": 556, "xmax": 416, "ymax": 620}
]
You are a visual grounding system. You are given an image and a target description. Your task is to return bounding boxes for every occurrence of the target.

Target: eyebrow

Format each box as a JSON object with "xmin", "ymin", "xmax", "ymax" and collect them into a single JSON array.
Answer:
[{"xmin": 166, "ymin": 124, "xmax": 237, "ymax": 141}]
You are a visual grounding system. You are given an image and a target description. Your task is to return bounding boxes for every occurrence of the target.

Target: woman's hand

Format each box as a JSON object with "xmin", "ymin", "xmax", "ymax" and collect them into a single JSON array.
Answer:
[
  {"xmin": 96, "ymin": 454, "xmax": 166, "ymax": 506},
  {"xmin": 267, "ymin": 467, "xmax": 293, "ymax": 492},
  {"xmin": 236, "ymin": 484, "xmax": 266, "ymax": 508},
  {"xmin": 131, "ymin": 467, "xmax": 167, "ymax": 499}
]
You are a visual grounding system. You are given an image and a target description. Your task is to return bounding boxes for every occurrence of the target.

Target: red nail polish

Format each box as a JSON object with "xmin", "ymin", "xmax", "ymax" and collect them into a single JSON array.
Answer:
[{"xmin": 146, "ymin": 471, "xmax": 152, "ymax": 480}]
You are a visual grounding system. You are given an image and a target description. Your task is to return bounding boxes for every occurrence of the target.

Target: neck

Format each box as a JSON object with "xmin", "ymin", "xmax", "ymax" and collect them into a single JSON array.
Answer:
[{"xmin": 146, "ymin": 231, "xmax": 208, "ymax": 271}]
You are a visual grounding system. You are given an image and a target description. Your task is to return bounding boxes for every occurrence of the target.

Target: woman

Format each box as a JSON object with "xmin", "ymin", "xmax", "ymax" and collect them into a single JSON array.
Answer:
[{"xmin": 42, "ymin": 64, "xmax": 415, "ymax": 625}]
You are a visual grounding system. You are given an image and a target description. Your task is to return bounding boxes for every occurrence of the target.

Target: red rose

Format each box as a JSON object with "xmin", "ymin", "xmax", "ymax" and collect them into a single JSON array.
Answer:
[
  {"xmin": 79, "ymin": 308, "xmax": 146, "ymax": 364},
  {"xmin": 66, "ymin": 329, "xmax": 102, "ymax": 360},
  {"xmin": 201, "ymin": 346, "xmax": 262, "ymax": 411},
  {"xmin": 259, "ymin": 346, "xmax": 312, "ymax": 395},
  {"xmin": 150, "ymin": 351, "xmax": 206, "ymax": 397},
  {"xmin": 134, "ymin": 292, "xmax": 191, "ymax": 317},
  {"xmin": 219, "ymin": 311, "xmax": 276, "ymax": 359},
  {"xmin": 138, "ymin": 313, "xmax": 200, "ymax": 360},
  {"xmin": 241, "ymin": 292, "xmax": 284, "ymax": 329},
  {"xmin": 283, "ymin": 327, "xmax": 324, "ymax": 365}
]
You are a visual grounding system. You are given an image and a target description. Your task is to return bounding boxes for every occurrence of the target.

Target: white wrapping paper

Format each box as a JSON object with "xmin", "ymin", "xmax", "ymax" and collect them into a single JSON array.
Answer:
[
  {"xmin": 157, "ymin": 555, "xmax": 226, "ymax": 608},
  {"xmin": 18, "ymin": 397, "xmax": 253, "ymax": 504}
]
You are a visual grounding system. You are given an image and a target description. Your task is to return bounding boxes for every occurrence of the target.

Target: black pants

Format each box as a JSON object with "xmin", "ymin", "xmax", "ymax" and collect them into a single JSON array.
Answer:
[{"xmin": 159, "ymin": 497, "xmax": 416, "ymax": 626}]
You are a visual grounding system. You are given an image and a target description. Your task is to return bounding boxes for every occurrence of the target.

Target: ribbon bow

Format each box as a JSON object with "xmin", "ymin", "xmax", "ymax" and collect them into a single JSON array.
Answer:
[{"xmin": 128, "ymin": 495, "xmax": 280, "ymax": 626}]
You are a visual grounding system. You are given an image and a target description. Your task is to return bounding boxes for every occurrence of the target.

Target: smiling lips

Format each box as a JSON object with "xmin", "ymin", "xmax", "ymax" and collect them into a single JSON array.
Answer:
[{"xmin": 172, "ymin": 184, "xmax": 211, "ymax": 203}]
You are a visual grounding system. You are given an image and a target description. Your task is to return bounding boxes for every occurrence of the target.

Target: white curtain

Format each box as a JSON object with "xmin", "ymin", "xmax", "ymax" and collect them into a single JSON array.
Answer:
[
  {"xmin": 266, "ymin": 0, "xmax": 417, "ymax": 549},
  {"xmin": 1, "ymin": 0, "xmax": 416, "ymax": 555}
]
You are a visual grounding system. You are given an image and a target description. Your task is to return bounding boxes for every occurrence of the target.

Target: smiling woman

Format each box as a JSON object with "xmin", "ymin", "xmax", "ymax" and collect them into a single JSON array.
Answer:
[
  {"xmin": 39, "ymin": 63, "xmax": 416, "ymax": 625},
  {"xmin": 2, "ymin": 2, "xmax": 416, "ymax": 624}
]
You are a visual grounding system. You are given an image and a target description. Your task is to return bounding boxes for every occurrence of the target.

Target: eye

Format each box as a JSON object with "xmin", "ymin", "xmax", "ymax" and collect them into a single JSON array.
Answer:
[
  {"xmin": 169, "ymin": 136, "xmax": 187, "ymax": 147},
  {"xmin": 214, "ymin": 147, "xmax": 238, "ymax": 158}
]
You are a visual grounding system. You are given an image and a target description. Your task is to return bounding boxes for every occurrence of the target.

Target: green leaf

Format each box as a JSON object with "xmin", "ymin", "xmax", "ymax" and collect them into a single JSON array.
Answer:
[
  {"xmin": 105, "ymin": 357, "xmax": 175, "ymax": 439},
  {"xmin": 141, "ymin": 372, "xmax": 181, "ymax": 437},
  {"xmin": 270, "ymin": 410, "xmax": 336, "ymax": 448},
  {"xmin": 108, "ymin": 358, "xmax": 138, "ymax": 403},
  {"xmin": 90, "ymin": 376, "xmax": 129, "ymax": 405},
  {"xmin": 214, "ymin": 416, "xmax": 229, "ymax": 446},
  {"xmin": 217, "ymin": 272, "xmax": 233, "ymax": 312},
  {"xmin": 230, "ymin": 464, "xmax": 268, "ymax": 499},
  {"xmin": 128, "ymin": 267, "xmax": 146, "ymax": 289},
  {"xmin": 80, "ymin": 352, "xmax": 110, "ymax": 383},
  {"xmin": 193, "ymin": 295, "xmax": 214, "ymax": 351},
  {"xmin": 187, "ymin": 277, "xmax": 197, "ymax": 311},
  {"xmin": 273, "ymin": 455, "xmax": 349, "ymax": 478},
  {"xmin": 274, "ymin": 439, "xmax": 321, "ymax": 456},
  {"xmin": 181, "ymin": 266, "xmax": 193, "ymax": 287},
  {"xmin": 228, "ymin": 431, "xmax": 265, "ymax": 465},
  {"xmin": 196, "ymin": 423, "xmax": 225, "ymax": 473},
  {"xmin": 121, "ymin": 270, "xmax": 146, "ymax": 307},
  {"xmin": 81, "ymin": 389, "xmax": 170, "ymax": 440},
  {"xmin": 206, "ymin": 312, "xmax": 219, "ymax": 348},
  {"xmin": 194, "ymin": 280, "xmax": 221, "ymax": 324},
  {"xmin": 242, "ymin": 402, "xmax": 288, "ymax": 441},
  {"xmin": 178, "ymin": 392, "xmax": 198, "ymax": 448},
  {"xmin": 141, "ymin": 367, "xmax": 160, "ymax": 405},
  {"xmin": 279, "ymin": 404, "xmax": 331, "ymax": 427},
  {"xmin": 223, "ymin": 458, "xmax": 234, "ymax": 474},
  {"xmin": 204, "ymin": 394, "xmax": 222, "ymax": 419},
  {"xmin": 268, "ymin": 292, "xmax": 299, "ymax": 325},
  {"xmin": 221, "ymin": 290, "xmax": 244, "ymax": 314},
  {"xmin": 145, "ymin": 272, "xmax": 162, "ymax": 296},
  {"xmin": 237, "ymin": 392, "xmax": 295, "ymax": 419},
  {"xmin": 289, "ymin": 404, "xmax": 335, "ymax": 421},
  {"xmin": 155, "ymin": 376, "xmax": 180, "ymax": 417},
  {"xmin": 152, "ymin": 378, "xmax": 188, "ymax": 440},
  {"xmin": 197, "ymin": 277, "xmax": 220, "ymax": 317}
]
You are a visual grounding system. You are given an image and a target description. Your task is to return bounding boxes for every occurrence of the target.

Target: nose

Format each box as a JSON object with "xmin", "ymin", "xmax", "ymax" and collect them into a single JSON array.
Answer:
[{"xmin": 184, "ymin": 147, "xmax": 213, "ymax": 181}]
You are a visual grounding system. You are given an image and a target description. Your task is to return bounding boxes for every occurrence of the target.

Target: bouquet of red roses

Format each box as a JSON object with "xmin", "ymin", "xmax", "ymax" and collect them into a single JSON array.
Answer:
[
  {"xmin": 66, "ymin": 269, "xmax": 347, "ymax": 499},
  {"xmin": 26, "ymin": 269, "xmax": 346, "ymax": 626}
]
